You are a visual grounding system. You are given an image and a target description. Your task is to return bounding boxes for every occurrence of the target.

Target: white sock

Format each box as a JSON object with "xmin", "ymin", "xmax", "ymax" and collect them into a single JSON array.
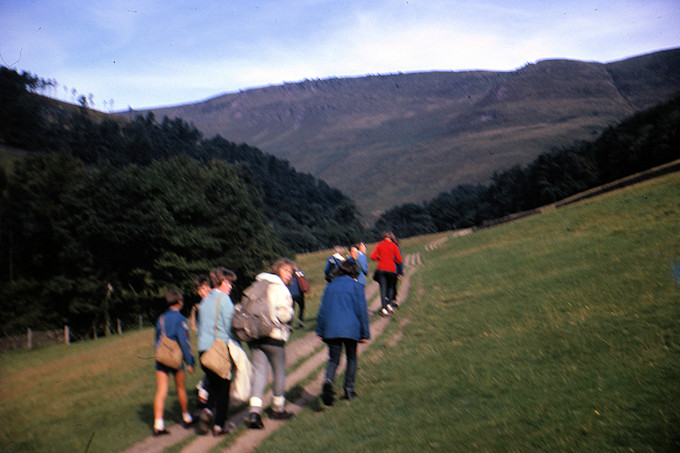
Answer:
[
  {"xmin": 272, "ymin": 395, "xmax": 286, "ymax": 412},
  {"xmin": 182, "ymin": 412, "xmax": 192, "ymax": 424},
  {"xmin": 249, "ymin": 396, "xmax": 263, "ymax": 410},
  {"xmin": 154, "ymin": 419, "xmax": 164, "ymax": 431}
]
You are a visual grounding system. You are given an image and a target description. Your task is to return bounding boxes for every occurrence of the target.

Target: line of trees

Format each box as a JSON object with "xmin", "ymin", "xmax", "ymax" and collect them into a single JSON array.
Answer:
[
  {"xmin": 375, "ymin": 95, "xmax": 680, "ymax": 238},
  {"xmin": 0, "ymin": 67, "xmax": 366, "ymax": 338}
]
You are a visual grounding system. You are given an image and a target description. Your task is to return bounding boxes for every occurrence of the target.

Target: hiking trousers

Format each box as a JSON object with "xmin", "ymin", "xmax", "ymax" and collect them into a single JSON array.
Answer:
[
  {"xmin": 376, "ymin": 270, "xmax": 398, "ymax": 308},
  {"xmin": 324, "ymin": 338, "xmax": 358, "ymax": 392},
  {"xmin": 248, "ymin": 341, "xmax": 286, "ymax": 414},
  {"xmin": 199, "ymin": 351, "xmax": 231, "ymax": 428}
]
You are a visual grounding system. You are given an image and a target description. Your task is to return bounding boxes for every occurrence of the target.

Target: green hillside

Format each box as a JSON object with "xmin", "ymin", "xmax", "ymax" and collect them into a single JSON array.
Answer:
[
  {"xmin": 265, "ymin": 173, "xmax": 680, "ymax": 451},
  {"xmin": 130, "ymin": 48, "xmax": 680, "ymax": 217},
  {"xmin": 1, "ymin": 170, "xmax": 677, "ymax": 452}
]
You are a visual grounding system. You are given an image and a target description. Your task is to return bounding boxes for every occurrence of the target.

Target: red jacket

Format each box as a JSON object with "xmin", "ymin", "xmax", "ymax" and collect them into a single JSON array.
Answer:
[{"xmin": 370, "ymin": 239, "xmax": 403, "ymax": 273}]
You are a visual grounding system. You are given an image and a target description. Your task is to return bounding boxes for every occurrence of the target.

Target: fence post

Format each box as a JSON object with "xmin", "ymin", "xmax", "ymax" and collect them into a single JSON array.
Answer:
[
  {"xmin": 117, "ymin": 319, "xmax": 122, "ymax": 335},
  {"xmin": 64, "ymin": 325, "xmax": 70, "ymax": 345},
  {"xmin": 27, "ymin": 328, "xmax": 32, "ymax": 349}
]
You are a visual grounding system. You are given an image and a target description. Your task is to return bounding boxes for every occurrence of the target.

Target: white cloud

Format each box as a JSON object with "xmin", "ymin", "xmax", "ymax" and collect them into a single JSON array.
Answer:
[{"xmin": 2, "ymin": 0, "xmax": 678, "ymax": 109}]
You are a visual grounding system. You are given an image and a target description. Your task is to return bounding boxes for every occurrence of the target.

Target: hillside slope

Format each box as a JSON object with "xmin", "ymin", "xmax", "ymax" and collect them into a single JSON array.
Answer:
[{"xmin": 126, "ymin": 48, "xmax": 680, "ymax": 216}]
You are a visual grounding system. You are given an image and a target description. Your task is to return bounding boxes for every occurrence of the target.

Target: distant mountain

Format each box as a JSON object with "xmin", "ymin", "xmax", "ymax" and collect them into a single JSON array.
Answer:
[{"xmin": 123, "ymin": 48, "xmax": 680, "ymax": 218}]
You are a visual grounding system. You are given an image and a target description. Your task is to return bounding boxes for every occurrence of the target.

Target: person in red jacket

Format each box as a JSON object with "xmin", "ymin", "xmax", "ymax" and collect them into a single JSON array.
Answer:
[{"xmin": 370, "ymin": 232, "xmax": 403, "ymax": 316}]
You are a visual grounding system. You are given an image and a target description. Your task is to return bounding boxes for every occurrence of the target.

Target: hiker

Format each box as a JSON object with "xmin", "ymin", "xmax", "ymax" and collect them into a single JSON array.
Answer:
[
  {"xmin": 189, "ymin": 275, "xmax": 211, "ymax": 332},
  {"xmin": 392, "ymin": 239, "xmax": 404, "ymax": 307},
  {"xmin": 153, "ymin": 290, "xmax": 195, "ymax": 436},
  {"xmin": 196, "ymin": 267, "xmax": 237, "ymax": 436},
  {"xmin": 317, "ymin": 260, "xmax": 370, "ymax": 405},
  {"xmin": 370, "ymin": 231, "xmax": 403, "ymax": 316},
  {"xmin": 324, "ymin": 246, "xmax": 347, "ymax": 282},
  {"xmin": 246, "ymin": 258, "xmax": 296, "ymax": 429},
  {"xmin": 348, "ymin": 242, "xmax": 369, "ymax": 286},
  {"xmin": 286, "ymin": 263, "xmax": 309, "ymax": 328},
  {"xmin": 191, "ymin": 275, "xmax": 212, "ymax": 409}
]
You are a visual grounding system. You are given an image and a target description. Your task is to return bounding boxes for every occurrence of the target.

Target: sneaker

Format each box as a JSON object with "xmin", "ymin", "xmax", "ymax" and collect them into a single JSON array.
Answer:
[
  {"xmin": 246, "ymin": 412, "xmax": 264, "ymax": 429},
  {"xmin": 386, "ymin": 304, "xmax": 395, "ymax": 313},
  {"xmin": 380, "ymin": 308, "xmax": 390, "ymax": 317},
  {"xmin": 212, "ymin": 425, "xmax": 230, "ymax": 436},
  {"xmin": 181, "ymin": 417, "xmax": 194, "ymax": 429},
  {"xmin": 322, "ymin": 381, "xmax": 334, "ymax": 406},
  {"xmin": 196, "ymin": 383, "xmax": 209, "ymax": 405},
  {"xmin": 269, "ymin": 409, "xmax": 295, "ymax": 420},
  {"xmin": 197, "ymin": 408, "xmax": 213, "ymax": 434},
  {"xmin": 152, "ymin": 428, "xmax": 170, "ymax": 437}
]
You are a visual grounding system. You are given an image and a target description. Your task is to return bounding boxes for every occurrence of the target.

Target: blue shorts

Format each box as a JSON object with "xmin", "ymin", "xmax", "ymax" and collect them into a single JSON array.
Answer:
[{"xmin": 155, "ymin": 361, "xmax": 183, "ymax": 374}]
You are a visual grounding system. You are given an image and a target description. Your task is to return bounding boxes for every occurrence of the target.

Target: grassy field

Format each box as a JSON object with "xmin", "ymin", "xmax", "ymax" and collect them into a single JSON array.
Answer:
[
  {"xmin": 261, "ymin": 172, "xmax": 680, "ymax": 452},
  {"xmin": 0, "ymin": 172, "xmax": 678, "ymax": 452}
]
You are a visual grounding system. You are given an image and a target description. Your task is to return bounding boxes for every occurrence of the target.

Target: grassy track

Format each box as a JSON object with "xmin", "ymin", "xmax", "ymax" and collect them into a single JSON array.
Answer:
[
  {"xmin": 258, "ymin": 172, "xmax": 680, "ymax": 452},
  {"xmin": 1, "ymin": 173, "xmax": 678, "ymax": 452}
]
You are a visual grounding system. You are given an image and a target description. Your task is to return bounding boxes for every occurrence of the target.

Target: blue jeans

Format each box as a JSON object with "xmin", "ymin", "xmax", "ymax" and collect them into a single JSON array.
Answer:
[{"xmin": 324, "ymin": 338, "xmax": 358, "ymax": 391}]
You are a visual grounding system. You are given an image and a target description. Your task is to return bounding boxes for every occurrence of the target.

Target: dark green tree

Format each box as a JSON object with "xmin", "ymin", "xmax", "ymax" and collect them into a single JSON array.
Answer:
[
  {"xmin": 0, "ymin": 67, "xmax": 47, "ymax": 149},
  {"xmin": 375, "ymin": 203, "xmax": 437, "ymax": 238}
]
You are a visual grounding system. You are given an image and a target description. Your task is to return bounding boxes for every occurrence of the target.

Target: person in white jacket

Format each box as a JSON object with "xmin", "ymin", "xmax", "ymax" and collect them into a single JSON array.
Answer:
[{"xmin": 245, "ymin": 258, "xmax": 296, "ymax": 429}]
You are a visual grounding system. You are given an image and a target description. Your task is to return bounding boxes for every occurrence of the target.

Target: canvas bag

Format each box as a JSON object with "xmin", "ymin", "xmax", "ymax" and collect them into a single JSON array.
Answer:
[
  {"xmin": 228, "ymin": 338, "xmax": 253, "ymax": 403},
  {"xmin": 155, "ymin": 315, "xmax": 183, "ymax": 369},
  {"xmin": 200, "ymin": 296, "xmax": 232, "ymax": 379},
  {"xmin": 231, "ymin": 279, "xmax": 274, "ymax": 342}
]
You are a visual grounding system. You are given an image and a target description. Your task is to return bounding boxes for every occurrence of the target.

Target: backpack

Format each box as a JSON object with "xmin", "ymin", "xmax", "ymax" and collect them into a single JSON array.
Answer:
[
  {"xmin": 295, "ymin": 270, "xmax": 310, "ymax": 292},
  {"xmin": 231, "ymin": 279, "xmax": 275, "ymax": 342}
]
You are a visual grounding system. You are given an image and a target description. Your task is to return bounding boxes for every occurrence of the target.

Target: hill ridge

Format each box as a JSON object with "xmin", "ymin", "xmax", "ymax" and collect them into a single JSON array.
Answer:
[{"xmin": 124, "ymin": 48, "xmax": 680, "ymax": 217}]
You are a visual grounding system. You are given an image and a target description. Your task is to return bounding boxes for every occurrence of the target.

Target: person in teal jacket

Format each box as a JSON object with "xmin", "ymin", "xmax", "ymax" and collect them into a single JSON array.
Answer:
[
  {"xmin": 153, "ymin": 290, "xmax": 195, "ymax": 436},
  {"xmin": 316, "ymin": 260, "xmax": 370, "ymax": 405},
  {"xmin": 196, "ymin": 267, "xmax": 237, "ymax": 436}
]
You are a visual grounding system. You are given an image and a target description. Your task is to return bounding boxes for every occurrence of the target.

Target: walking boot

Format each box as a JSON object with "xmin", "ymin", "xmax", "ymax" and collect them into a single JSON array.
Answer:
[
  {"xmin": 343, "ymin": 388, "xmax": 358, "ymax": 400},
  {"xmin": 246, "ymin": 412, "xmax": 264, "ymax": 429},
  {"xmin": 322, "ymin": 381, "xmax": 334, "ymax": 406}
]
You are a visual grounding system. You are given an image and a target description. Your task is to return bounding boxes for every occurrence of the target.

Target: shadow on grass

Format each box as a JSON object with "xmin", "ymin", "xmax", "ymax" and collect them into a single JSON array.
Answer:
[
  {"xmin": 136, "ymin": 402, "xmax": 153, "ymax": 432},
  {"xmin": 286, "ymin": 383, "xmax": 326, "ymax": 413}
]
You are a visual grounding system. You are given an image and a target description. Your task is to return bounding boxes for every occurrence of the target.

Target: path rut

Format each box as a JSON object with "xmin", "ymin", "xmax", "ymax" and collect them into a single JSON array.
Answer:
[{"xmin": 122, "ymin": 246, "xmax": 436, "ymax": 453}]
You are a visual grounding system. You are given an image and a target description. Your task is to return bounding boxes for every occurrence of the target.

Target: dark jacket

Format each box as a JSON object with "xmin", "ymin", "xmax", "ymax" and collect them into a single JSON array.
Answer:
[{"xmin": 316, "ymin": 275, "xmax": 370, "ymax": 342}]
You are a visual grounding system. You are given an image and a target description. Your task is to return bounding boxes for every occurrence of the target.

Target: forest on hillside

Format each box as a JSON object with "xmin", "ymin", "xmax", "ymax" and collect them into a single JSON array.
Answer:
[
  {"xmin": 0, "ymin": 66, "xmax": 365, "ymax": 338},
  {"xmin": 374, "ymin": 95, "xmax": 680, "ymax": 238}
]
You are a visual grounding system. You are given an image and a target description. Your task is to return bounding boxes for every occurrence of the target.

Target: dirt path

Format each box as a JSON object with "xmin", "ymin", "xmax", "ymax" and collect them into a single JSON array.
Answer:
[
  {"xmin": 222, "ymin": 260, "xmax": 417, "ymax": 453},
  {"xmin": 122, "ymin": 246, "xmax": 436, "ymax": 453}
]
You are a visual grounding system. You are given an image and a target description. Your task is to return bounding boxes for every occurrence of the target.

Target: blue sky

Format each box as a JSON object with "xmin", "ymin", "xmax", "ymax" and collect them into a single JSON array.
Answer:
[{"xmin": 1, "ymin": 0, "xmax": 678, "ymax": 110}]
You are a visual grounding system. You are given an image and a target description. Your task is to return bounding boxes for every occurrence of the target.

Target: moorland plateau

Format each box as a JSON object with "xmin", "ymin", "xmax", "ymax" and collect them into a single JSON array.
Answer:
[{"xmin": 125, "ymin": 48, "xmax": 680, "ymax": 216}]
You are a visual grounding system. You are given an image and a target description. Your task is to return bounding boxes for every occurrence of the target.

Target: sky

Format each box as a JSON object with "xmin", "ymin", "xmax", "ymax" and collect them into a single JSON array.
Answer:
[{"xmin": 1, "ymin": 0, "xmax": 679, "ymax": 111}]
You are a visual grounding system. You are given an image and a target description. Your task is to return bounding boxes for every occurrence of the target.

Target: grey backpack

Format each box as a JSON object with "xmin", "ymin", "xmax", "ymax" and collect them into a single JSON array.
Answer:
[{"xmin": 231, "ymin": 279, "xmax": 274, "ymax": 342}]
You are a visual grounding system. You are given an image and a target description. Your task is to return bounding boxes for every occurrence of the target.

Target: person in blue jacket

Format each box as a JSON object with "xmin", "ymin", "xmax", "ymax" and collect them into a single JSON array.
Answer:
[
  {"xmin": 286, "ymin": 264, "xmax": 307, "ymax": 328},
  {"xmin": 316, "ymin": 260, "xmax": 371, "ymax": 405},
  {"xmin": 153, "ymin": 290, "xmax": 195, "ymax": 436},
  {"xmin": 348, "ymin": 242, "xmax": 369, "ymax": 286},
  {"xmin": 323, "ymin": 246, "xmax": 347, "ymax": 282}
]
